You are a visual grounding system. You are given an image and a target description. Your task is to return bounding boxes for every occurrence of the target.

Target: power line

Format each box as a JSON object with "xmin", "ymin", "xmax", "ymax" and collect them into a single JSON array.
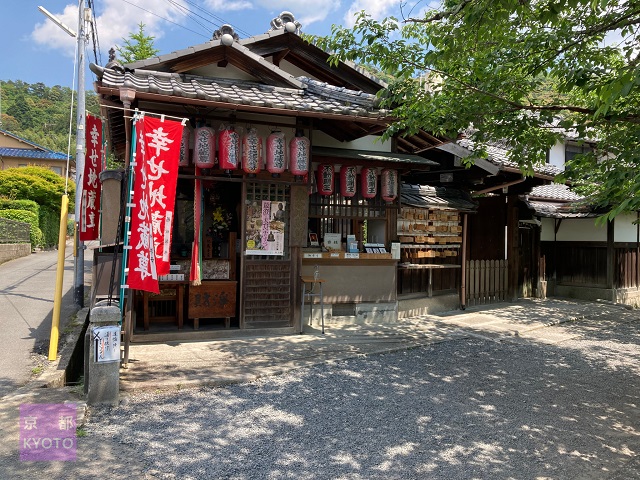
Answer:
[
  {"xmin": 179, "ymin": 0, "xmax": 252, "ymax": 37},
  {"xmin": 117, "ymin": 0, "xmax": 210, "ymax": 39},
  {"xmin": 87, "ymin": 0, "xmax": 102, "ymax": 65},
  {"xmin": 163, "ymin": 0, "xmax": 212, "ymax": 36}
]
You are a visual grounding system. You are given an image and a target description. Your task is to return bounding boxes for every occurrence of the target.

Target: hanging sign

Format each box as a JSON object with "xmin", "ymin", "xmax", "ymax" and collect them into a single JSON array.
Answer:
[
  {"xmin": 128, "ymin": 116, "xmax": 184, "ymax": 290},
  {"xmin": 218, "ymin": 125, "xmax": 240, "ymax": 170},
  {"xmin": 80, "ymin": 114, "xmax": 103, "ymax": 241},
  {"xmin": 289, "ymin": 133, "xmax": 310, "ymax": 177},
  {"xmin": 266, "ymin": 130, "xmax": 286, "ymax": 176},
  {"xmin": 128, "ymin": 116, "xmax": 159, "ymax": 293},
  {"xmin": 242, "ymin": 128, "xmax": 262, "ymax": 175},
  {"xmin": 340, "ymin": 165, "xmax": 357, "ymax": 197},
  {"xmin": 145, "ymin": 117, "xmax": 183, "ymax": 275},
  {"xmin": 317, "ymin": 164, "xmax": 335, "ymax": 196},
  {"xmin": 381, "ymin": 169, "xmax": 398, "ymax": 202},
  {"xmin": 361, "ymin": 166, "xmax": 378, "ymax": 199},
  {"xmin": 179, "ymin": 125, "xmax": 192, "ymax": 167},
  {"xmin": 194, "ymin": 127, "xmax": 216, "ymax": 168},
  {"xmin": 245, "ymin": 200, "xmax": 286, "ymax": 256}
]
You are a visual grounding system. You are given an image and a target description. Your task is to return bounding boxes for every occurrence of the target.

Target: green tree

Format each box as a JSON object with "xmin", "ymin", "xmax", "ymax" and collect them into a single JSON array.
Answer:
[
  {"xmin": 117, "ymin": 22, "xmax": 159, "ymax": 63},
  {"xmin": 309, "ymin": 1, "xmax": 640, "ymax": 219}
]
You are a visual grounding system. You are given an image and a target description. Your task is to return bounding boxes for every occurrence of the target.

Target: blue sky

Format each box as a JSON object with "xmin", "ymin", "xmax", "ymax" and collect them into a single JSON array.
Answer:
[{"xmin": 1, "ymin": 0, "xmax": 428, "ymax": 91}]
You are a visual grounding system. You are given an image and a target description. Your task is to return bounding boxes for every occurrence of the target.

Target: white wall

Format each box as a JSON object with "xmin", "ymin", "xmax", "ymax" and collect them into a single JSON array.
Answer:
[
  {"xmin": 548, "ymin": 140, "xmax": 565, "ymax": 170},
  {"xmin": 615, "ymin": 213, "xmax": 640, "ymax": 242},
  {"xmin": 190, "ymin": 63, "xmax": 257, "ymax": 81},
  {"xmin": 312, "ymin": 131, "xmax": 391, "ymax": 152},
  {"xmin": 541, "ymin": 217, "xmax": 606, "ymax": 241}
]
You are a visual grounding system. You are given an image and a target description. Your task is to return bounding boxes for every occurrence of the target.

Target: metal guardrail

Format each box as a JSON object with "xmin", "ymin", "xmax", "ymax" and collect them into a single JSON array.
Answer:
[{"xmin": 0, "ymin": 217, "xmax": 30, "ymax": 244}]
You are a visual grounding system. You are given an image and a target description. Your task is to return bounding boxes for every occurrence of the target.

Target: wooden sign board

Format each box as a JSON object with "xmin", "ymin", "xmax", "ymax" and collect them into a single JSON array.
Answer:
[{"xmin": 188, "ymin": 281, "xmax": 237, "ymax": 319}]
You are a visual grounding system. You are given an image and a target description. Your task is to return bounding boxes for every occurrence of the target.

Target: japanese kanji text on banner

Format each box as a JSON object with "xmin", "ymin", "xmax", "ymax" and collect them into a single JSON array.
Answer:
[
  {"xmin": 127, "ymin": 116, "xmax": 184, "ymax": 293},
  {"xmin": 80, "ymin": 114, "xmax": 103, "ymax": 241}
]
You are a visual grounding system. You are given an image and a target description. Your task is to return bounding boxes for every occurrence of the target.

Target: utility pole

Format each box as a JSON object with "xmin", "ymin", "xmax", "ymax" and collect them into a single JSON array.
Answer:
[
  {"xmin": 74, "ymin": 1, "xmax": 88, "ymax": 307},
  {"xmin": 39, "ymin": 2, "xmax": 87, "ymax": 306}
]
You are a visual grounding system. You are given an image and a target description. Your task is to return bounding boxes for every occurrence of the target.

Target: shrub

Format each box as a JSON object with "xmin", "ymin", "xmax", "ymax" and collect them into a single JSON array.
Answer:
[
  {"xmin": 0, "ymin": 166, "xmax": 75, "ymax": 212},
  {"xmin": 0, "ymin": 209, "xmax": 44, "ymax": 248},
  {"xmin": 39, "ymin": 207, "xmax": 61, "ymax": 247},
  {"xmin": 0, "ymin": 199, "xmax": 39, "ymax": 216}
]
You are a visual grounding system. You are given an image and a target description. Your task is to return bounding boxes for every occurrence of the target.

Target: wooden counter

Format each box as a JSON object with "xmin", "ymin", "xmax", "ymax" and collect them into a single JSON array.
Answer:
[{"xmin": 301, "ymin": 252, "xmax": 398, "ymax": 304}]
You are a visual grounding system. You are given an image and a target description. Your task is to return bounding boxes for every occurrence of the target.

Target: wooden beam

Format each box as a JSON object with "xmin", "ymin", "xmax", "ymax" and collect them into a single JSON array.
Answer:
[{"xmin": 272, "ymin": 49, "xmax": 290, "ymax": 66}]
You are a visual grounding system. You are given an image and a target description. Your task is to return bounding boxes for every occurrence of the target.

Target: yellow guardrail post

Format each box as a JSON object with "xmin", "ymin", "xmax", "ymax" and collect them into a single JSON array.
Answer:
[{"xmin": 48, "ymin": 194, "xmax": 69, "ymax": 361}]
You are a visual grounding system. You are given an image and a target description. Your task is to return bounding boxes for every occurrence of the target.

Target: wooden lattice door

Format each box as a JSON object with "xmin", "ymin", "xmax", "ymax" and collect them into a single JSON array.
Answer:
[{"xmin": 241, "ymin": 183, "xmax": 293, "ymax": 328}]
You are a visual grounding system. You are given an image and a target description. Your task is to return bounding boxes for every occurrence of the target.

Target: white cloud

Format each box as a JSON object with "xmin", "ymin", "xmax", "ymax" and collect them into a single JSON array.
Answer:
[
  {"xmin": 31, "ymin": 0, "xmax": 190, "ymax": 60},
  {"xmin": 32, "ymin": 4, "xmax": 79, "ymax": 58},
  {"xmin": 343, "ymin": 0, "xmax": 398, "ymax": 27},
  {"xmin": 203, "ymin": 0, "xmax": 253, "ymax": 12}
]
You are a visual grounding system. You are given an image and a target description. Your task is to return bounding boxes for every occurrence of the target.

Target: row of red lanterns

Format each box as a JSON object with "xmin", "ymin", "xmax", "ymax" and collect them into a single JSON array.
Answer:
[
  {"xmin": 317, "ymin": 165, "xmax": 398, "ymax": 202},
  {"xmin": 181, "ymin": 126, "xmax": 310, "ymax": 177},
  {"xmin": 178, "ymin": 124, "xmax": 397, "ymax": 201}
]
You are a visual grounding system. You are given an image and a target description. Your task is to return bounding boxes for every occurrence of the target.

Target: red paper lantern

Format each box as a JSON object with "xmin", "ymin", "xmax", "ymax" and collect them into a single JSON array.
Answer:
[
  {"xmin": 194, "ymin": 127, "xmax": 215, "ymax": 168},
  {"xmin": 340, "ymin": 165, "xmax": 357, "ymax": 197},
  {"xmin": 317, "ymin": 164, "xmax": 335, "ymax": 196},
  {"xmin": 289, "ymin": 133, "xmax": 310, "ymax": 177},
  {"xmin": 242, "ymin": 128, "xmax": 262, "ymax": 176},
  {"xmin": 218, "ymin": 126, "xmax": 240, "ymax": 170},
  {"xmin": 361, "ymin": 167, "xmax": 377, "ymax": 199},
  {"xmin": 381, "ymin": 169, "xmax": 398, "ymax": 202},
  {"xmin": 266, "ymin": 130, "xmax": 286, "ymax": 176},
  {"xmin": 179, "ymin": 126, "xmax": 191, "ymax": 166}
]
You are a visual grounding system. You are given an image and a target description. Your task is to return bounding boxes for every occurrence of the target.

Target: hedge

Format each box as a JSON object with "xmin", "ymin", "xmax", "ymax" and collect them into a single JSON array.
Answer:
[
  {"xmin": 0, "ymin": 209, "xmax": 44, "ymax": 248},
  {"xmin": 0, "ymin": 199, "xmax": 39, "ymax": 216},
  {"xmin": 39, "ymin": 206, "xmax": 60, "ymax": 247}
]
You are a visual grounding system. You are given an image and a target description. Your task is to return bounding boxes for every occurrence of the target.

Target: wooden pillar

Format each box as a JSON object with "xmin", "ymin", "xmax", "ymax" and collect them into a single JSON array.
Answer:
[
  {"xmin": 289, "ymin": 184, "xmax": 309, "ymax": 331},
  {"xmin": 606, "ymin": 218, "xmax": 615, "ymax": 290},
  {"xmin": 460, "ymin": 213, "xmax": 468, "ymax": 309},
  {"xmin": 532, "ymin": 221, "xmax": 541, "ymax": 297},
  {"xmin": 506, "ymin": 195, "xmax": 519, "ymax": 301}
]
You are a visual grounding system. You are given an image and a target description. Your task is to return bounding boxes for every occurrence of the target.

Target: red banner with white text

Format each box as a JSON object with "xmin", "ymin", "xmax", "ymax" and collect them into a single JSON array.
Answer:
[
  {"xmin": 127, "ymin": 116, "xmax": 183, "ymax": 293},
  {"xmin": 79, "ymin": 114, "xmax": 103, "ymax": 241},
  {"xmin": 128, "ymin": 117, "xmax": 159, "ymax": 293},
  {"xmin": 143, "ymin": 116, "xmax": 183, "ymax": 275}
]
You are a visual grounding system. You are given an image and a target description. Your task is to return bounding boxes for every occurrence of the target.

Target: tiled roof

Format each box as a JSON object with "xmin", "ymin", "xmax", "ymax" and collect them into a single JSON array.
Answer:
[
  {"xmin": 93, "ymin": 66, "xmax": 389, "ymax": 119},
  {"xmin": 522, "ymin": 184, "xmax": 596, "ymax": 218},
  {"xmin": 457, "ymin": 138, "xmax": 562, "ymax": 178},
  {"xmin": 523, "ymin": 199, "xmax": 596, "ymax": 218},
  {"xmin": 401, "ymin": 183, "xmax": 477, "ymax": 212},
  {"xmin": 528, "ymin": 184, "xmax": 583, "ymax": 202},
  {"xmin": 0, "ymin": 147, "xmax": 67, "ymax": 161},
  {"xmin": 313, "ymin": 147, "xmax": 439, "ymax": 166}
]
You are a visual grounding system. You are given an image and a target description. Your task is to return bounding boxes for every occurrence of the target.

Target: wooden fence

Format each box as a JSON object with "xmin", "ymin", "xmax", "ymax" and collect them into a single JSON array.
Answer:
[{"xmin": 465, "ymin": 259, "xmax": 508, "ymax": 306}]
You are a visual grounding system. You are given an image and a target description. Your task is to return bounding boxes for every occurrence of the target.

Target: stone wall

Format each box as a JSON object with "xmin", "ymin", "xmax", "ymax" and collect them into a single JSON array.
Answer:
[{"xmin": 0, "ymin": 243, "xmax": 31, "ymax": 265}]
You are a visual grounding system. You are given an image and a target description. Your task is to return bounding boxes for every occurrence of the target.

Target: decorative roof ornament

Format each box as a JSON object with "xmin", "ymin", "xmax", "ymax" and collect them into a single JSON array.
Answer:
[
  {"xmin": 105, "ymin": 47, "xmax": 124, "ymax": 72},
  {"xmin": 269, "ymin": 11, "xmax": 302, "ymax": 34},
  {"xmin": 212, "ymin": 24, "xmax": 240, "ymax": 45}
]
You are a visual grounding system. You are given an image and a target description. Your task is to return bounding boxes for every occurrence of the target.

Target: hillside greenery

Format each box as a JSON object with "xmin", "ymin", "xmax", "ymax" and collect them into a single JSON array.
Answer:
[{"xmin": 0, "ymin": 79, "xmax": 100, "ymax": 154}]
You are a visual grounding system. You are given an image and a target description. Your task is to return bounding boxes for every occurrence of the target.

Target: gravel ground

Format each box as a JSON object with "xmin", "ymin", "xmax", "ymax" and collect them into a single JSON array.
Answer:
[{"xmin": 85, "ymin": 319, "xmax": 640, "ymax": 480}]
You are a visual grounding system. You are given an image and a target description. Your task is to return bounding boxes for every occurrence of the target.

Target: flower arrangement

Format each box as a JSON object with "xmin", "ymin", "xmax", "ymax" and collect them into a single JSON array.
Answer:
[{"xmin": 210, "ymin": 206, "xmax": 232, "ymax": 234}]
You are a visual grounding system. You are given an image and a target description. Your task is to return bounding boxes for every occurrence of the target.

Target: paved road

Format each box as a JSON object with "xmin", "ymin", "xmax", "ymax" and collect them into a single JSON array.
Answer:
[{"xmin": 0, "ymin": 242, "xmax": 92, "ymax": 398}]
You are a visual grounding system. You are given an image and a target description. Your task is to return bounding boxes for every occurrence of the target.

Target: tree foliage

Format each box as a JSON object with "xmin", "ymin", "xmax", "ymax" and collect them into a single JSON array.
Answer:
[
  {"xmin": 308, "ymin": 0, "xmax": 640, "ymax": 218},
  {"xmin": 0, "ymin": 80, "xmax": 99, "ymax": 154},
  {"xmin": 117, "ymin": 22, "xmax": 159, "ymax": 63}
]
